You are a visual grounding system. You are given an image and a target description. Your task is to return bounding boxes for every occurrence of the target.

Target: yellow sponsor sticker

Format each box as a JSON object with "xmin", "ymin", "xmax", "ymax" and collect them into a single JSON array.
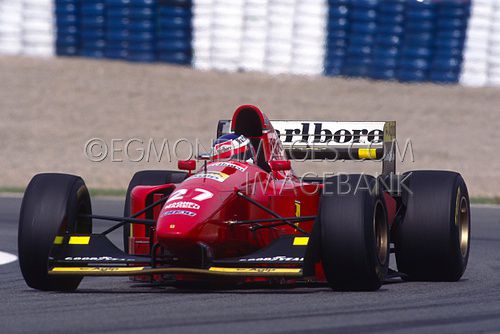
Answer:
[
  {"xmin": 358, "ymin": 148, "xmax": 377, "ymax": 159},
  {"xmin": 53, "ymin": 236, "xmax": 64, "ymax": 245},
  {"xmin": 293, "ymin": 237, "xmax": 309, "ymax": 246},
  {"xmin": 188, "ymin": 171, "xmax": 229, "ymax": 183},
  {"xmin": 68, "ymin": 236, "xmax": 91, "ymax": 245},
  {"xmin": 208, "ymin": 267, "xmax": 302, "ymax": 274}
]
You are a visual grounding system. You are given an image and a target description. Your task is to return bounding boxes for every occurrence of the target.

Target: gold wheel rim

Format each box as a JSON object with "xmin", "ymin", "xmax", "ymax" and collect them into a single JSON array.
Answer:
[
  {"xmin": 458, "ymin": 196, "xmax": 470, "ymax": 257},
  {"xmin": 374, "ymin": 202, "xmax": 388, "ymax": 265}
]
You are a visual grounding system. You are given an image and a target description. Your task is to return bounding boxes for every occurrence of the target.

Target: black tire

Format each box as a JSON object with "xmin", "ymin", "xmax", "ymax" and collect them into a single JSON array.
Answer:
[
  {"xmin": 320, "ymin": 174, "xmax": 389, "ymax": 291},
  {"xmin": 394, "ymin": 171, "xmax": 470, "ymax": 281},
  {"xmin": 123, "ymin": 170, "xmax": 187, "ymax": 252},
  {"xmin": 18, "ymin": 173, "xmax": 92, "ymax": 291}
]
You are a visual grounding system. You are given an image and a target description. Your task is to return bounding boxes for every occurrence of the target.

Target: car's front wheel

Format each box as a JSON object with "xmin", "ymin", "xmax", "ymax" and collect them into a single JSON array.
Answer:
[{"xmin": 18, "ymin": 173, "xmax": 92, "ymax": 291}]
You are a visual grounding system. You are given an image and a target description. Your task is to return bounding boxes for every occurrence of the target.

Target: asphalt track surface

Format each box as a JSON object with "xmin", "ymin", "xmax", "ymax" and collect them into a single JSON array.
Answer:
[{"xmin": 1, "ymin": 196, "xmax": 500, "ymax": 334}]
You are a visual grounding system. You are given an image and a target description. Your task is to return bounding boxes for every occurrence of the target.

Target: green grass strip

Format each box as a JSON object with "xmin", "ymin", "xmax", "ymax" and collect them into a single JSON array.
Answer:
[
  {"xmin": 0, "ymin": 187, "xmax": 126, "ymax": 197},
  {"xmin": 0, "ymin": 187, "xmax": 499, "ymax": 204},
  {"xmin": 470, "ymin": 197, "xmax": 500, "ymax": 205},
  {"xmin": 89, "ymin": 188, "xmax": 127, "ymax": 197}
]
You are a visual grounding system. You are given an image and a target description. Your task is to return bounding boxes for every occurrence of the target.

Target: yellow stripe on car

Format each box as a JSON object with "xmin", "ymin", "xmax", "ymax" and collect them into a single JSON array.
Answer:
[
  {"xmin": 294, "ymin": 201, "xmax": 301, "ymax": 217},
  {"xmin": 208, "ymin": 267, "xmax": 302, "ymax": 274},
  {"xmin": 358, "ymin": 148, "xmax": 377, "ymax": 159},
  {"xmin": 293, "ymin": 237, "xmax": 309, "ymax": 246},
  {"xmin": 49, "ymin": 266, "xmax": 303, "ymax": 277},
  {"xmin": 68, "ymin": 236, "xmax": 91, "ymax": 245},
  {"xmin": 53, "ymin": 236, "xmax": 64, "ymax": 245}
]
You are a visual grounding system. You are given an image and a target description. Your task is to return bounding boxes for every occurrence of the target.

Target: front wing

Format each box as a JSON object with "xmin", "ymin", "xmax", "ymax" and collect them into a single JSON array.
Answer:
[{"xmin": 48, "ymin": 235, "xmax": 310, "ymax": 279}]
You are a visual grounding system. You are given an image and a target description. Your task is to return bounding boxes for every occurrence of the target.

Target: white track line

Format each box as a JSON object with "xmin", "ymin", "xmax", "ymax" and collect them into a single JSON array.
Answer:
[{"xmin": 0, "ymin": 251, "xmax": 17, "ymax": 265}]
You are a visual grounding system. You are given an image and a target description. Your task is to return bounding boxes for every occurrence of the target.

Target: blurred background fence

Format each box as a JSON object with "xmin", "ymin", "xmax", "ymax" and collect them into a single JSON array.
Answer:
[{"xmin": 0, "ymin": 0, "xmax": 499, "ymax": 86}]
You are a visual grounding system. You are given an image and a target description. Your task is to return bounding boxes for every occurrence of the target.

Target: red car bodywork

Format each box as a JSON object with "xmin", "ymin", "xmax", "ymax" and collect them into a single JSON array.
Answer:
[{"xmin": 126, "ymin": 105, "xmax": 397, "ymax": 283}]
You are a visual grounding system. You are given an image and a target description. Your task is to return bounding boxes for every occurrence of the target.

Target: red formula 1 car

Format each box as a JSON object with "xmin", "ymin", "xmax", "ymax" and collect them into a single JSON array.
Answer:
[{"xmin": 18, "ymin": 105, "xmax": 471, "ymax": 291}]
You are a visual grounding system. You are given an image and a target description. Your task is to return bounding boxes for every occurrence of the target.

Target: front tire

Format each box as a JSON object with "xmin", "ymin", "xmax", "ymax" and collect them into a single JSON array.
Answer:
[
  {"xmin": 394, "ymin": 171, "xmax": 470, "ymax": 281},
  {"xmin": 320, "ymin": 174, "xmax": 389, "ymax": 291},
  {"xmin": 18, "ymin": 173, "xmax": 92, "ymax": 291}
]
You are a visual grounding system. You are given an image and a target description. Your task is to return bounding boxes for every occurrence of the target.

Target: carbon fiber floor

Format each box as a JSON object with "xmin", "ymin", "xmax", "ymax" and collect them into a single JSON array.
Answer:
[{"xmin": 1, "ymin": 196, "xmax": 499, "ymax": 334}]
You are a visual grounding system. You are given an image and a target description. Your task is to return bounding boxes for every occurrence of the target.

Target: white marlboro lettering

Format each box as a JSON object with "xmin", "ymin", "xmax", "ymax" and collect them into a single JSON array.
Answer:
[{"xmin": 164, "ymin": 201, "xmax": 201, "ymax": 210}]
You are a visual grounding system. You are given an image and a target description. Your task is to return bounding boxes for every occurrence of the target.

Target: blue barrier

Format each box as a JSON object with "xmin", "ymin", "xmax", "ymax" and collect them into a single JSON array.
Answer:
[
  {"xmin": 157, "ymin": 0, "xmax": 192, "ymax": 65},
  {"xmin": 78, "ymin": 0, "xmax": 107, "ymax": 58},
  {"xmin": 430, "ymin": 0, "xmax": 470, "ymax": 83},
  {"xmin": 103, "ymin": 0, "xmax": 157, "ymax": 62},
  {"xmin": 325, "ymin": 0, "xmax": 471, "ymax": 84},
  {"xmin": 53, "ymin": 0, "xmax": 472, "ymax": 84},
  {"xmin": 56, "ymin": 0, "xmax": 81, "ymax": 56},
  {"xmin": 325, "ymin": 1, "xmax": 349, "ymax": 76},
  {"xmin": 55, "ymin": 0, "xmax": 193, "ymax": 65}
]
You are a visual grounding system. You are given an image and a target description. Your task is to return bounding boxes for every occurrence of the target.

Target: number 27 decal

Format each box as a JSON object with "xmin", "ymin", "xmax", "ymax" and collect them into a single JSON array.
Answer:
[{"xmin": 167, "ymin": 188, "xmax": 214, "ymax": 203}]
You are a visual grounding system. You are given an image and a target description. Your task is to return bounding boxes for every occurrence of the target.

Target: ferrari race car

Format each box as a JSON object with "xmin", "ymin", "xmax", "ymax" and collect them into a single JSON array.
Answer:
[{"xmin": 18, "ymin": 105, "xmax": 471, "ymax": 291}]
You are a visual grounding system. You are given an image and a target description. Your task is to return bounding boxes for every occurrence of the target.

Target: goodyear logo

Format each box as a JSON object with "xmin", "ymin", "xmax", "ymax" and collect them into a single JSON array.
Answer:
[
  {"xmin": 64, "ymin": 256, "xmax": 136, "ymax": 262},
  {"xmin": 238, "ymin": 256, "xmax": 303, "ymax": 262}
]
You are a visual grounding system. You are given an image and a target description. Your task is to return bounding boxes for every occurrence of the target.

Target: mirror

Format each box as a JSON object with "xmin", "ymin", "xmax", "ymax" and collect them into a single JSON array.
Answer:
[
  {"xmin": 269, "ymin": 160, "xmax": 291, "ymax": 171},
  {"xmin": 178, "ymin": 160, "xmax": 196, "ymax": 171}
]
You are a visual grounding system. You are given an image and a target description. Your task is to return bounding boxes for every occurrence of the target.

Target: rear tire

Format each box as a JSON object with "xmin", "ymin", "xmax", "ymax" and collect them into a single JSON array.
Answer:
[
  {"xmin": 320, "ymin": 174, "xmax": 389, "ymax": 291},
  {"xmin": 123, "ymin": 170, "xmax": 187, "ymax": 252},
  {"xmin": 394, "ymin": 171, "xmax": 470, "ymax": 281},
  {"xmin": 18, "ymin": 173, "xmax": 92, "ymax": 291}
]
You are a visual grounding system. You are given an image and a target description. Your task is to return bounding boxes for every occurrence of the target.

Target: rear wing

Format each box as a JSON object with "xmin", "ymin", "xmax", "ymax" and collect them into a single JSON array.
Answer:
[{"xmin": 217, "ymin": 120, "xmax": 396, "ymax": 175}]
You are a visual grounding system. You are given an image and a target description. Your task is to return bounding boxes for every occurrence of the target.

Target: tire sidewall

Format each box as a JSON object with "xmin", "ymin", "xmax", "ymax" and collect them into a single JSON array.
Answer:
[
  {"xmin": 397, "ymin": 171, "xmax": 470, "ymax": 281},
  {"xmin": 320, "ymin": 174, "xmax": 389, "ymax": 291},
  {"xmin": 18, "ymin": 173, "xmax": 91, "ymax": 291}
]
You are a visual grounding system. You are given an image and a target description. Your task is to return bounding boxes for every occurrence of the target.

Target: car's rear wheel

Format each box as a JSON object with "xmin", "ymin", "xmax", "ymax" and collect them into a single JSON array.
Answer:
[
  {"xmin": 18, "ymin": 173, "xmax": 92, "ymax": 291},
  {"xmin": 123, "ymin": 170, "xmax": 187, "ymax": 252},
  {"xmin": 394, "ymin": 171, "xmax": 470, "ymax": 281},
  {"xmin": 320, "ymin": 174, "xmax": 389, "ymax": 291}
]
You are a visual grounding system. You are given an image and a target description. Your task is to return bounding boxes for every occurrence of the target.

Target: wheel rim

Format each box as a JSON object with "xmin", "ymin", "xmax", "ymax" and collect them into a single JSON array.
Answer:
[
  {"xmin": 374, "ymin": 202, "xmax": 388, "ymax": 265},
  {"xmin": 458, "ymin": 196, "xmax": 470, "ymax": 257}
]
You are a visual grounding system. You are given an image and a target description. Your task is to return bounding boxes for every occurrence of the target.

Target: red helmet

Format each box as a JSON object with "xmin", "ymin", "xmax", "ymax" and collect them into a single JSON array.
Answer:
[{"xmin": 211, "ymin": 134, "xmax": 255, "ymax": 162}]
